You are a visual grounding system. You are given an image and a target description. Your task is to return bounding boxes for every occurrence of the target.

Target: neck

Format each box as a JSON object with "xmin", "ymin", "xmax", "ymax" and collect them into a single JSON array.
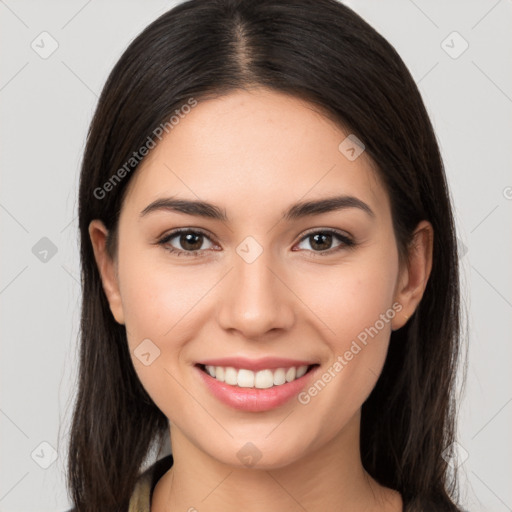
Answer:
[{"xmin": 151, "ymin": 412, "xmax": 402, "ymax": 512}]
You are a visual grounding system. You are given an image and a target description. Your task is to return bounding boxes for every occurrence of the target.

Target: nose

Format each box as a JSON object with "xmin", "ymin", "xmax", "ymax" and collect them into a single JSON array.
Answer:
[{"xmin": 217, "ymin": 248, "xmax": 296, "ymax": 340}]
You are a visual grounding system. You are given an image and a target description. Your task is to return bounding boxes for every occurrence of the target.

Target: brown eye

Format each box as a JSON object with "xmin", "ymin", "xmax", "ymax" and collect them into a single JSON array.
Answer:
[
  {"xmin": 309, "ymin": 232, "xmax": 334, "ymax": 251},
  {"xmin": 296, "ymin": 230, "xmax": 354, "ymax": 254},
  {"xmin": 178, "ymin": 232, "xmax": 204, "ymax": 251},
  {"xmin": 158, "ymin": 229, "xmax": 216, "ymax": 256}
]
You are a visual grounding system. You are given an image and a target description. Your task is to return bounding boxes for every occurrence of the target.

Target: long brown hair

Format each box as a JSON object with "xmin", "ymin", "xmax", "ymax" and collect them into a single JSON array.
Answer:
[{"xmin": 68, "ymin": 1, "xmax": 463, "ymax": 510}]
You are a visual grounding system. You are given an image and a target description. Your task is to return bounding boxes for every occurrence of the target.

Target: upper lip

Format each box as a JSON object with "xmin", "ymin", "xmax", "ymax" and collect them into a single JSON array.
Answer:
[{"xmin": 196, "ymin": 357, "xmax": 317, "ymax": 372}]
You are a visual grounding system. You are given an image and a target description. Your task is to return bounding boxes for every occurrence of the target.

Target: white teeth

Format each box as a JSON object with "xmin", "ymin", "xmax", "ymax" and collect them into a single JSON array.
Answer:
[
  {"xmin": 215, "ymin": 366, "xmax": 225, "ymax": 382},
  {"xmin": 237, "ymin": 369, "xmax": 254, "ymax": 388},
  {"xmin": 254, "ymin": 369, "xmax": 274, "ymax": 389},
  {"xmin": 296, "ymin": 365, "xmax": 308, "ymax": 378},
  {"xmin": 224, "ymin": 367, "xmax": 238, "ymax": 385},
  {"xmin": 285, "ymin": 367, "xmax": 296, "ymax": 382},
  {"xmin": 273, "ymin": 368, "xmax": 286, "ymax": 386},
  {"xmin": 203, "ymin": 364, "xmax": 312, "ymax": 388}
]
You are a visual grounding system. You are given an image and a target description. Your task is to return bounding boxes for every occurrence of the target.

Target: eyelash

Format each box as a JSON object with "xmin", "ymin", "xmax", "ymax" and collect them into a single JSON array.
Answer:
[{"xmin": 156, "ymin": 227, "xmax": 356, "ymax": 258}]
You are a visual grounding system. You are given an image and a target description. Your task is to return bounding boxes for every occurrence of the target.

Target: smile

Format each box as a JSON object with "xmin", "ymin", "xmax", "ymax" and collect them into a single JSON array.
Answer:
[
  {"xmin": 199, "ymin": 364, "xmax": 314, "ymax": 389},
  {"xmin": 195, "ymin": 359, "xmax": 320, "ymax": 412}
]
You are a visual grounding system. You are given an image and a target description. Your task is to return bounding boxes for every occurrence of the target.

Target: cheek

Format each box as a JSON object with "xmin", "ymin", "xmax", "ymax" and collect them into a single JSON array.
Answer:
[
  {"xmin": 119, "ymin": 248, "xmax": 211, "ymax": 343},
  {"xmin": 305, "ymin": 248, "xmax": 399, "ymax": 349},
  {"xmin": 117, "ymin": 252, "xmax": 213, "ymax": 419},
  {"xmin": 116, "ymin": 246, "xmax": 212, "ymax": 388},
  {"xmin": 294, "ymin": 247, "xmax": 399, "ymax": 419}
]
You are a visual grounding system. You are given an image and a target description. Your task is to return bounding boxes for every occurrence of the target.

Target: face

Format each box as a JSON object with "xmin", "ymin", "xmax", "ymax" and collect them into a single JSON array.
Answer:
[{"xmin": 90, "ymin": 88, "xmax": 430, "ymax": 469}]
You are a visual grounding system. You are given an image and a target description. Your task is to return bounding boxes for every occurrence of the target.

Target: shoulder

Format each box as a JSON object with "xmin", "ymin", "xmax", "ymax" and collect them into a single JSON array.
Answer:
[
  {"xmin": 128, "ymin": 454, "xmax": 174, "ymax": 512},
  {"xmin": 128, "ymin": 470, "xmax": 153, "ymax": 512}
]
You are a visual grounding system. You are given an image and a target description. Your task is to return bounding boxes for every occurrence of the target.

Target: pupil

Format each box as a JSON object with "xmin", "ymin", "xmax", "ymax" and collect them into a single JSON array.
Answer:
[{"xmin": 311, "ymin": 233, "xmax": 332, "ymax": 251}]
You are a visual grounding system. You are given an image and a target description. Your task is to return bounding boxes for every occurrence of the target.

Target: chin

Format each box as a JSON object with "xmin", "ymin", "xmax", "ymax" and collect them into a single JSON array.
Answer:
[{"xmin": 198, "ymin": 432, "xmax": 314, "ymax": 470}]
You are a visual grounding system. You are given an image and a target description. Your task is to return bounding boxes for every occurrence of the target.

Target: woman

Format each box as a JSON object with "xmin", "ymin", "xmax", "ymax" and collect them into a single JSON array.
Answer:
[{"xmin": 67, "ymin": 0, "xmax": 463, "ymax": 510}]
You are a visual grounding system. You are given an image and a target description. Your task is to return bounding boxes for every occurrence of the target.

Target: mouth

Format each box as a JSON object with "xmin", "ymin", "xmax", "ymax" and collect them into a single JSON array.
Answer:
[{"xmin": 195, "ymin": 361, "xmax": 320, "ymax": 412}]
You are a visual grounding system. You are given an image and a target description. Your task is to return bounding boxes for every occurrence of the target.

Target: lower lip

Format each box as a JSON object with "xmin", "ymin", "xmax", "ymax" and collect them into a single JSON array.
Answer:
[{"xmin": 196, "ymin": 365, "xmax": 318, "ymax": 412}]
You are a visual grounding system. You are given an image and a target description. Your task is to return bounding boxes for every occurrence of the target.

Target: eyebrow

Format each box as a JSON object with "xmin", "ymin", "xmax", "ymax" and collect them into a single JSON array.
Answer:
[{"xmin": 139, "ymin": 194, "xmax": 375, "ymax": 221}]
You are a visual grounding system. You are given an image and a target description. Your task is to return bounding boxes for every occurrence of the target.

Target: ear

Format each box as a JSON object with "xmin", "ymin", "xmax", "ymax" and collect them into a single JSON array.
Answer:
[
  {"xmin": 391, "ymin": 220, "xmax": 433, "ymax": 331},
  {"xmin": 89, "ymin": 220, "xmax": 125, "ymax": 325}
]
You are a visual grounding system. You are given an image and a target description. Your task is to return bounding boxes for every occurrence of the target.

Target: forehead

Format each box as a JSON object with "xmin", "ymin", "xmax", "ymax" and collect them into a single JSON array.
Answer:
[{"xmin": 122, "ymin": 88, "xmax": 390, "ymax": 222}]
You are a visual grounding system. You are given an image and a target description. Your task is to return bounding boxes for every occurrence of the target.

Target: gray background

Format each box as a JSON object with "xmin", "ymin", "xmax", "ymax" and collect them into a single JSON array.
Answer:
[{"xmin": 1, "ymin": 0, "xmax": 511, "ymax": 510}]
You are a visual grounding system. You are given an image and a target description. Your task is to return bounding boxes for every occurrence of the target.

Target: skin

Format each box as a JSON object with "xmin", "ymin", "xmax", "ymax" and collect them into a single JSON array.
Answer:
[{"xmin": 89, "ymin": 88, "xmax": 433, "ymax": 512}]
